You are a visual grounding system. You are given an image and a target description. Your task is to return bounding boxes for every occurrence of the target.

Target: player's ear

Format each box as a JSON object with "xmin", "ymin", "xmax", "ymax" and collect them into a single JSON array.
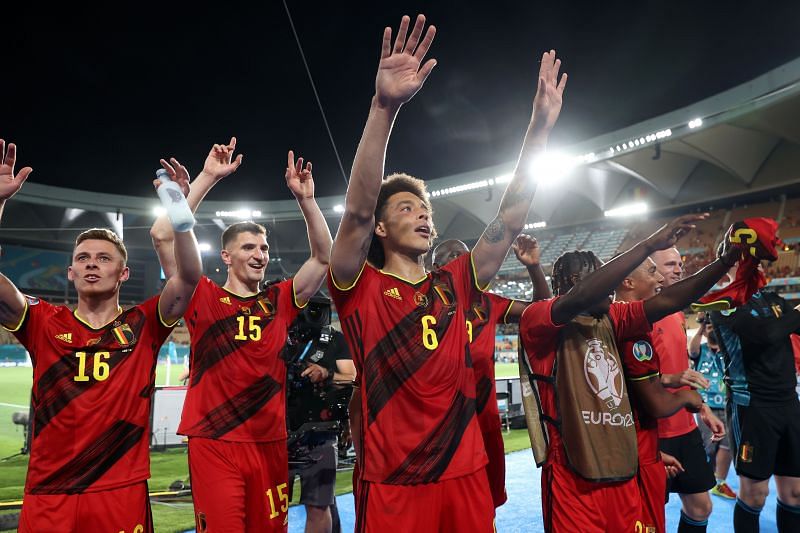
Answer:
[
  {"xmin": 119, "ymin": 266, "xmax": 130, "ymax": 282},
  {"xmin": 220, "ymin": 249, "xmax": 232, "ymax": 266},
  {"xmin": 67, "ymin": 265, "xmax": 75, "ymax": 282},
  {"xmin": 374, "ymin": 221, "xmax": 387, "ymax": 238}
]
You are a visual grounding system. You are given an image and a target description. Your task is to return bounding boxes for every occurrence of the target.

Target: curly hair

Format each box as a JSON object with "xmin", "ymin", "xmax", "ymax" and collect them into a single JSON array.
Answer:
[{"xmin": 551, "ymin": 250, "xmax": 602, "ymax": 296}]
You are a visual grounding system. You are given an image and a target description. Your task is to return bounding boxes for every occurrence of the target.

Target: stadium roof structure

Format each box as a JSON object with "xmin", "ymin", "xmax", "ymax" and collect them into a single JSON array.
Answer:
[{"xmin": 4, "ymin": 56, "xmax": 800, "ymax": 272}]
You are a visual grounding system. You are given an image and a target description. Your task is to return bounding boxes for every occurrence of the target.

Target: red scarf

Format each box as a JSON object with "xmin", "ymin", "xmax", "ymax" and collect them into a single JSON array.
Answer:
[{"xmin": 693, "ymin": 218, "xmax": 781, "ymax": 311}]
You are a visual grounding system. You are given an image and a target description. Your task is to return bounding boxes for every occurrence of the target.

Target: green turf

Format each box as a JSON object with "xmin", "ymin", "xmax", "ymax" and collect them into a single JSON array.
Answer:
[{"xmin": 494, "ymin": 362, "xmax": 520, "ymax": 378}]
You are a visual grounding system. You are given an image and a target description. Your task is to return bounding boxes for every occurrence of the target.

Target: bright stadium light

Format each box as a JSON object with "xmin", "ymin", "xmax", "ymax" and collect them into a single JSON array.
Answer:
[
  {"xmin": 153, "ymin": 206, "xmax": 166, "ymax": 217},
  {"xmin": 524, "ymin": 221, "xmax": 547, "ymax": 230},
  {"xmin": 215, "ymin": 209, "xmax": 261, "ymax": 219},
  {"xmin": 530, "ymin": 152, "xmax": 576, "ymax": 187},
  {"xmin": 604, "ymin": 202, "xmax": 648, "ymax": 218},
  {"xmin": 333, "ymin": 204, "xmax": 345, "ymax": 213},
  {"xmin": 198, "ymin": 242, "xmax": 212, "ymax": 252},
  {"xmin": 688, "ymin": 118, "xmax": 703, "ymax": 129}
]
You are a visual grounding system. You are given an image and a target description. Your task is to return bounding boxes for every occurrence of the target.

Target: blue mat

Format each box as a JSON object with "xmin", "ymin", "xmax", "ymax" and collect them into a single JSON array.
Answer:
[{"xmin": 284, "ymin": 450, "xmax": 779, "ymax": 532}]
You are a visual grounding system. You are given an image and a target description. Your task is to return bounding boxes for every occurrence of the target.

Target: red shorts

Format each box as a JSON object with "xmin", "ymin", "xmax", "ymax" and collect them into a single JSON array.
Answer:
[
  {"xmin": 482, "ymin": 426, "xmax": 507, "ymax": 508},
  {"xmin": 188, "ymin": 437, "xmax": 288, "ymax": 533},
  {"xmin": 637, "ymin": 460, "xmax": 667, "ymax": 533},
  {"xmin": 355, "ymin": 468, "xmax": 494, "ymax": 532},
  {"xmin": 542, "ymin": 462, "xmax": 642, "ymax": 533},
  {"xmin": 19, "ymin": 481, "xmax": 152, "ymax": 533}
]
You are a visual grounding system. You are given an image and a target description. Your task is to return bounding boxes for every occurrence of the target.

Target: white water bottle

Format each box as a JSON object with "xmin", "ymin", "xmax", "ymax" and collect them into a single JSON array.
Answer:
[{"xmin": 156, "ymin": 169, "xmax": 195, "ymax": 232}]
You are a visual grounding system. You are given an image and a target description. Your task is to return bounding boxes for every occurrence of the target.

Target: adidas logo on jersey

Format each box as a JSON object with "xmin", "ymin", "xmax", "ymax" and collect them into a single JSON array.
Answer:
[
  {"xmin": 383, "ymin": 287, "xmax": 402, "ymax": 301},
  {"xmin": 219, "ymin": 296, "xmax": 231, "ymax": 305},
  {"xmin": 55, "ymin": 332, "xmax": 72, "ymax": 343}
]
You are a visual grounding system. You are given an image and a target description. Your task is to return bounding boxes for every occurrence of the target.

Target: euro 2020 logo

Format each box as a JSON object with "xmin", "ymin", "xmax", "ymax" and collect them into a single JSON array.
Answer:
[{"xmin": 584, "ymin": 338, "xmax": 624, "ymax": 410}]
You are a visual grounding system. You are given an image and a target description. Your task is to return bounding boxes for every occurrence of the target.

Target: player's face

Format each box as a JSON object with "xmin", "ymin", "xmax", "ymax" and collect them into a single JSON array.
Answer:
[
  {"xmin": 375, "ymin": 192, "xmax": 434, "ymax": 258},
  {"xmin": 433, "ymin": 241, "xmax": 469, "ymax": 269},
  {"xmin": 68, "ymin": 239, "xmax": 129, "ymax": 297},
  {"xmin": 650, "ymin": 248, "xmax": 683, "ymax": 287},
  {"xmin": 223, "ymin": 231, "xmax": 269, "ymax": 285},
  {"xmin": 631, "ymin": 258, "xmax": 664, "ymax": 300}
]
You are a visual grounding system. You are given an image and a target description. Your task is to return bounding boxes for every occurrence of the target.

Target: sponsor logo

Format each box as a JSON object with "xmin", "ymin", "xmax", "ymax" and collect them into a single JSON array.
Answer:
[
  {"xmin": 55, "ymin": 332, "xmax": 73, "ymax": 343},
  {"xmin": 219, "ymin": 296, "xmax": 231, "ymax": 305},
  {"xmin": 383, "ymin": 287, "xmax": 402, "ymax": 301},
  {"xmin": 583, "ymin": 338, "xmax": 624, "ymax": 410},
  {"xmin": 413, "ymin": 291, "xmax": 429, "ymax": 308},
  {"xmin": 632, "ymin": 340, "xmax": 653, "ymax": 362}
]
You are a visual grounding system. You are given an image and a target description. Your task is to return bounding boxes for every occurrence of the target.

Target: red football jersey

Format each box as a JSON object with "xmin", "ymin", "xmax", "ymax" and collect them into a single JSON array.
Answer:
[
  {"xmin": 652, "ymin": 312, "xmax": 697, "ymax": 438},
  {"xmin": 619, "ymin": 333, "xmax": 661, "ymax": 465},
  {"xmin": 7, "ymin": 295, "xmax": 173, "ymax": 494},
  {"xmin": 519, "ymin": 297, "xmax": 650, "ymax": 466},
  {"xmin": 178, "ymin": 277, "xmax": 303, "ymax": 442},
  {"xmin": 468, "ymin": 292, "xmax": 515, "ymax": 431},
  {"xmin": 329, "ymin": 254, "xmax": 487, "ymax": 485}
]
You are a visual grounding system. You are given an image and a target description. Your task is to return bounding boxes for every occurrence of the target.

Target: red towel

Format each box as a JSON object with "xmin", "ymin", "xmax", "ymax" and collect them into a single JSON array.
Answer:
[{"xmin": 692, "ymin": 218, "xmax": 782, "ymax": 311}]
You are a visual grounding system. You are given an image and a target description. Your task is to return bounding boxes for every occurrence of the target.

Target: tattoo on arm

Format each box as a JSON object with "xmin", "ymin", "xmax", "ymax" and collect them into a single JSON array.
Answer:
[{"xmin": 482, "ymin": 216, "xmax": 506, "ymax": 244}]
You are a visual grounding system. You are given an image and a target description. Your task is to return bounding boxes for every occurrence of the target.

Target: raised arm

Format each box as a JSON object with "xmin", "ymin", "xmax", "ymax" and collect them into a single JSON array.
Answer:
[
  {"xmin": 0, "ymin": 140, "xmax": 32, "ymax": 327},
  {"xmin": 285, "ymin": 151, "xmax": 332, "ymax": 305},
  {"xmin": 150, "ymin": 138, "xmax": 243, "ymax": 278},
  {"xmin": 688, "ymin": 316, "xmax": 705, "ymax": 358},
  {"xmin": 550, "ymin": 215, "xmax": 706, "ymax": 325},
  {"xmin": 471, "ymin": 51, "xmax": 567, "ymax": 288},
  {"xmin": 643, "ymin": 247, "xmax": 737, "ymax": 324},
  {"xmin": 331, "ymin": 14, "xmax": 437, "ymax": 287},
  {"xmin": 505, "ymin": 234, "xmax": 552, "ymax": 321},
  {"xmin": 155, "ymin": 159, "xmax": 202, "ymax": 324}
]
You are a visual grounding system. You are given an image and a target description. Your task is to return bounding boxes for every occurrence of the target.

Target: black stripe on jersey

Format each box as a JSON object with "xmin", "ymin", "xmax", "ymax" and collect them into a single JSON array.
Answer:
[
  {"xmin": 184, "ymin": 374, "xmax": 282, "ymax": 438},
  {"xmin": 382, "ymin": 391, "xmax": 476, "ymax": 485},
  {"xmin": 30, "ymin": 420, "xmax": 144, "ymax": 494},
  {"xmin": 475, "ymin": 375, "xmax": 493, "ymax": 414},
  {"xmin": 467, "ymin": 293, "xmax": 492, "ymax": 340},
  {"xmin": 342, "ymin": 311, "xmax": 365, "ymax": 363},
  {"xmin": 33, "ymin": 308, "xmax": 150, "ymax": 437},
  {"xmin": 190, "ymin": 314, "xmax": 245, "ymax": 385},
  {"xmin": 363, "ymin": 304, "xmax": 453, "ymax": 425},
  {"xmin": 363, "ymin": 272, "xmax": 459, "ymax": 424}
]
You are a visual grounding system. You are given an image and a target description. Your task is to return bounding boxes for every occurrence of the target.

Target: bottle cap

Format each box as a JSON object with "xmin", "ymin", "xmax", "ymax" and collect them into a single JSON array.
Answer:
[{"xmin": 156, "ymin": 168, "xmax": 171, "ymax": 184}]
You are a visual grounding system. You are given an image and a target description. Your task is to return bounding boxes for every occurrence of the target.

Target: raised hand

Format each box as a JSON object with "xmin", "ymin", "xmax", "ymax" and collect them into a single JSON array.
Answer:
[
  {"xmin": 375, "ymin": 14, "xmax": 437, "ymax": 109},
  {"xmin": 202, "ymin": 136, "xmax": 243, "ymax": 181},
  {"xmin": 530, "ymin": 50, "xmax": 568, "ymax": 134},
  {"xmin": 0, "ymin": 140, "xmax": 33, "ymax": 201},
  {"xmin": 513, "ymin": 234, "xmax": 543, "ymax": 267},
  {"xmin": 285, "ymin": 150, "xmax": 314, "ymax": 200},
  {"xmin": 645, "ymin": 214, "xmax": 708, "ymax": 252},
  {"xmin": 155, "ymin": 158, "xmax": 191, "ymax": 197}
]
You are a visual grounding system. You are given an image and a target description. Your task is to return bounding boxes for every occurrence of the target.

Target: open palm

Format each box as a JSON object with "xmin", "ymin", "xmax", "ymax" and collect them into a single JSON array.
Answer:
[
  {"xmin": 0, "ymin": 140, "xmax": 32, "ymax": 201},
  {"xmin": 531, "ymin": 50, "xmax": 568, "ymax": 133},
  {"xmin": 375, "ymin": 15, "xmax": 437, "ymax": 108}
]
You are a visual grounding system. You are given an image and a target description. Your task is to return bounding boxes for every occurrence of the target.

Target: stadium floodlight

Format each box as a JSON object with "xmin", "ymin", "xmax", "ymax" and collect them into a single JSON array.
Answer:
[
  {"xmin": 604, "ymin": 202, "xmax": 648, "ymax": 218},
  {"xmin": 688, "ymin": 118, "xmax": 703, "ymax": 129},
  {"xmin": 333, "ymin": 204, "xmax": 345, "ymax": 213},
  {"xmin": 198, "ymin": 242, "xmax": 212, "ymax": 253},
  {"xmin": 153, "ymin": 206, "xmax": 166, "ymax": 217},
  {"xmin": 215, "ymin": 209, "xmax": 261, "ymax": 219},
  {"xmin": 524, "ymin": 221, "xmax": 547, "ymax": 230},
  {"xmin": 530, "ymin": 152, "xmax": 576, "ymax": 188}
]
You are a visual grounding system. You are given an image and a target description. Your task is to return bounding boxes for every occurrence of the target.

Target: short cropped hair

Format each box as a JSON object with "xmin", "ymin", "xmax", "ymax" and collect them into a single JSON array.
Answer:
[
  {"xmin": 221, "ymin": 221, "xmax": 268, "ymax": 249},
  {"xmin": 75, "ymin": 228, "xmax": 128, "ymax": 264},
  {"xmin": 368, "ymin": 173, "xmax": 433, "ymax": 268}
]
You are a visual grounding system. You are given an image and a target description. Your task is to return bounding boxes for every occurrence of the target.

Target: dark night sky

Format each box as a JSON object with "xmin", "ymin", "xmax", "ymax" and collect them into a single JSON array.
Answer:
[{"xmin": 4, "ymin": 1, "xmax": 800, "ymax": 202}]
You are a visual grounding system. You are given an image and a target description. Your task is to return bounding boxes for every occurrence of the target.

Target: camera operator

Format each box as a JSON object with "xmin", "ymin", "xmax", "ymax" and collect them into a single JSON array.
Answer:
[{"xmin": 287, "ymin": 326, "xmax": 355, "ymax": 533}]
